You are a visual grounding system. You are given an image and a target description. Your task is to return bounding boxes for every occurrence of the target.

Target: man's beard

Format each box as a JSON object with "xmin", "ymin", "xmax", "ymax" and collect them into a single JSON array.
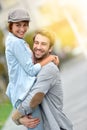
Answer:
[
  {"xmin": 35, "ymin": 55, "xmax": 46, "ymax": 60},
  {"xmin": 33, "ymin": 52, "xmax": 49, "ymax": 62}
]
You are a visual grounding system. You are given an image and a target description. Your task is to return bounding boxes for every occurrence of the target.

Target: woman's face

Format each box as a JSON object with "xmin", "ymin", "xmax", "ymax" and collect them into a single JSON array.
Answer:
[{"xmin": 11, "ymin": 21, "xmax": 29, "ymax": 38}]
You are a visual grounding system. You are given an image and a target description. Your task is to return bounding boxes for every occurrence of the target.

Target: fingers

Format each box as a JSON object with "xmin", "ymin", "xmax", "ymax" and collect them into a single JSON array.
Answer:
[
  {"xmin": 25, "ymin": 118, "xmax": 40, "ymax": 128},
  {"xmin": 53, "ymin": 55, "xmax": 59, "ymax": 65},
  {"xmin": 19, "ymin": 115, "xmax": 40, "ymax": 128}
]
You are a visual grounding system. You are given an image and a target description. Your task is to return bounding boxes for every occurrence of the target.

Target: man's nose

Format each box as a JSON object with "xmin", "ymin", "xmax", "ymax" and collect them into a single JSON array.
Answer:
[{"xmin": 37, "ymin": 43, "xmax": 42, "ymax": 49}]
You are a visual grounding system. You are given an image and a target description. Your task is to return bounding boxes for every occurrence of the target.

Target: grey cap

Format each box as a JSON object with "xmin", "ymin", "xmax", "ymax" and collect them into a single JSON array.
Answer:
[{"xmin": 8, "ymin": 8, "xmax": 30, "ymax": 22}]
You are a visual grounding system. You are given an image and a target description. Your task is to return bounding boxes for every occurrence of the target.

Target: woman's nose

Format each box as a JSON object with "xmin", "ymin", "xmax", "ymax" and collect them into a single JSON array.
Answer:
[{"xmin": 20, "ymin": 27, "xmax": 25, "ymax": 32}]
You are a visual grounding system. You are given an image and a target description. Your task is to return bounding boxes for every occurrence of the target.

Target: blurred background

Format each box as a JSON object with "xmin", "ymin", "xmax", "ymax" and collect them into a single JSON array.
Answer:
[{"xmin": 0, "ymin": 0, "xmax": 87, "ymax": 130}]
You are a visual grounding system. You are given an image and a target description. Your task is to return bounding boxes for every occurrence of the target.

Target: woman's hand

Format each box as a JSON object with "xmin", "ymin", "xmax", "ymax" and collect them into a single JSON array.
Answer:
[
  {"xmin": 49, "ymin": 55, "xmax": 59, "ymax": 66},
  {"xmin": 39, "ymin": 54, "xmax": 59, "ymax": 66},
  {"xmin": 19, "ymin": 115, "xmax": 40, "ymax": 128},
  {"xmin": 53, "ymin": 55, "xmax": 59, "ymax": 66}
]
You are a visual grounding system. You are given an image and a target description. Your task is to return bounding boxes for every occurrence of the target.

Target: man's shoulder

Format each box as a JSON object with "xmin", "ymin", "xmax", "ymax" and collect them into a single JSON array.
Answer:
[
  {"xmin": 41, "ymin": 62, "xmax": 59, "ymax": 74},
  {"xmin": 44, "ymin": 62, "xmax": 58, "ymax": 68}
]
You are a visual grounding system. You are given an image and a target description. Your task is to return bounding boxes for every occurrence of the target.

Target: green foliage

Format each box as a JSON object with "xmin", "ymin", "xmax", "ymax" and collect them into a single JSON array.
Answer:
[
  {"xmin": 24, "ymin": 31, "xmax": 34, "ymax": 50},
  {"xmin": 0, "ymin": 63, "xmax": 6, "ymax": 75},
  {"xmin": 0, "ymin": 63, "xmax": 8, "ymax": 86},
  {"xmin": 0, "ymin": 100, "xmax": 12, "ymax": 129},
  {"xmin": 0, "ymin": 29, "xmax": 5, "ymax": 54}
]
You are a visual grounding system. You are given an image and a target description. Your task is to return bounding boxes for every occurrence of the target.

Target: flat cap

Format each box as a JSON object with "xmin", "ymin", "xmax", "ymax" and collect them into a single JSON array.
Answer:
[{"xmin": 8, "ymin": 8, "xmax": 30, "ymax": 22}]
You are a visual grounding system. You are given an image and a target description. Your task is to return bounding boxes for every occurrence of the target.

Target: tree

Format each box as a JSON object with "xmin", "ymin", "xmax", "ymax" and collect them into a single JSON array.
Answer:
[{"xmin": 0, "ymin": 28, "xmax": 5, "ymax": 54}]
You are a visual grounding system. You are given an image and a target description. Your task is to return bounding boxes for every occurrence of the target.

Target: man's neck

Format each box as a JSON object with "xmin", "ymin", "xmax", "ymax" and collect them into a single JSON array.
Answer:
[
  {"xmin": 35, "ymin": 54, "xmax": 50, "ymax": 63},
  {"xmin": 35, "ymin": 59, "xmax": 42, "ymax": 63}
]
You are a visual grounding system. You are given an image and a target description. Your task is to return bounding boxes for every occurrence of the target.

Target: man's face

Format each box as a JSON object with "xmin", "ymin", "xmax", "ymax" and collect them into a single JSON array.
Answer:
[{"xmin": 33, "ymin": 34, "xmax": 52, "ymax": 60}]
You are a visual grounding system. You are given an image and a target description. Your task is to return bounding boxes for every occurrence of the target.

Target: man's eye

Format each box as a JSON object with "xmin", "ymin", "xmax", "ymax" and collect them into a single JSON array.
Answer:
[
  {"xmin": 34, "ymin": 41, "xmax": 39, "ymax": 44},
  {"xmin": 42, "ymin": 42, "xmax": 47, "ymax": 45}
]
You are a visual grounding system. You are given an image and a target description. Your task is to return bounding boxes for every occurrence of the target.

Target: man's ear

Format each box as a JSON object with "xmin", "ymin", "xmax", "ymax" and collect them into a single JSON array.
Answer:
[{"xmin": 49, "ymin": 46, "xmax": 53, "ymax": 53}]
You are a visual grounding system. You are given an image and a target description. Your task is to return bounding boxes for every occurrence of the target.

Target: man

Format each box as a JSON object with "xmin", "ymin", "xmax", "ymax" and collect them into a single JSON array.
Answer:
[{"xmin": 17, "ymin": 29, "xmax": 73, "ymax": 130}]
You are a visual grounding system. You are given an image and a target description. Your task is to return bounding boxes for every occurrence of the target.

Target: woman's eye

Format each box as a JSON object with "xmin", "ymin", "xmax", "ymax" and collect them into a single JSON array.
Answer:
[{"xmin": 16, "ymin": 24, "xmax": 20, "ymax": 27}]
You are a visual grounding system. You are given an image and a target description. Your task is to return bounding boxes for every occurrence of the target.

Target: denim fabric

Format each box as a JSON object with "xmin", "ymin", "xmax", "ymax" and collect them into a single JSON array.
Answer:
[
  {"xmin": 27, "ymin": 106, "xmax": 44, "ymax": 130},
  {"xmin": 5, "ymin": 32, "xmax": 41, "ymax": 107}
]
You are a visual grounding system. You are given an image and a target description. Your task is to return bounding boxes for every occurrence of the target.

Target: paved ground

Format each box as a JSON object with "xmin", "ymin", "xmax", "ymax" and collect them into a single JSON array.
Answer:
[
  {"xmin": 61, "ymin": 54, "xmax": 87, "ymax": 130},
  {"xmin": 2, "ymin": 54, "xmax": 87, "ymax": 130}
]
